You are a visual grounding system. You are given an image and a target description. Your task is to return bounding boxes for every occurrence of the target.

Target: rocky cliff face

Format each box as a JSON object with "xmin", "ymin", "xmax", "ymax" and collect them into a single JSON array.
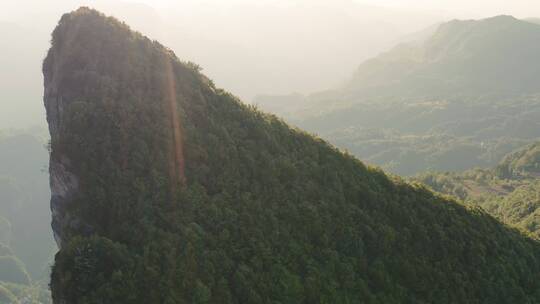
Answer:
[
  {"xmin": 43, "ymin": 36, "xmax": 81, "ymax": 249},
  {"xmin": 48, "ymin": 156, "xmax": 79, "ymax": 248},
  {"xmin": 43, "ymin": 7, "xmax": 187, "ymax": 250}
]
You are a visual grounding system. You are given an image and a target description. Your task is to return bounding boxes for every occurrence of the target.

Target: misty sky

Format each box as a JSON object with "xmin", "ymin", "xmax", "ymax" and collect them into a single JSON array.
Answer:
[
  {"xmin": 354, "ymin": 0, "xmax": 540, "ymax": 18},
  {"xmin": 2, "ymin": 0, "xmax": 540, "ymax": 129},
  {"xmin": 132, "ymin": 0, "xmax": 540, "ymax": 19}
]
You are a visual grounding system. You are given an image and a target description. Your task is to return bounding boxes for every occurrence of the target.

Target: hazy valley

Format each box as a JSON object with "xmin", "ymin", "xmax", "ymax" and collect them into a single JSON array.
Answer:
[{"xmin": 257, "ymin": 16, "xmax": 540, "ymax": 176}]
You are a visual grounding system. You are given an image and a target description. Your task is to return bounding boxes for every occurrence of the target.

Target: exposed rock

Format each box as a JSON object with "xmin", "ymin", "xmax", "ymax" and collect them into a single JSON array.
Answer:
[
  {"xmin": 48, "ymin": 155, "xmax": 79, "ymax": 248},
  {"xmin": 43, "ymin": 29, "xmax": 85, "ymax": 248}
]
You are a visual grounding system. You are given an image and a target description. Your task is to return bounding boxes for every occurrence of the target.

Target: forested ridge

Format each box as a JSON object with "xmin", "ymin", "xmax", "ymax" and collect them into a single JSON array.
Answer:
[{"xmin": 45, "ymin": 8, "xmax": 540, "ymax": 303}]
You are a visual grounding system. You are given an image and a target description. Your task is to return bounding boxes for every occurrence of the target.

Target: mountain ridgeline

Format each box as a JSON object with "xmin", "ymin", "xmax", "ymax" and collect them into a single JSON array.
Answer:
[
  {"xmin": 346, "ymin": 15, "xmax": 540, "ymax": 99},
  {"xmin": 256, "ymin": 15, "xmax": 540, "ymax": 176},
  {"xmin": 44, "ymin": 8, "xmax": 540, "ymax": 303}
]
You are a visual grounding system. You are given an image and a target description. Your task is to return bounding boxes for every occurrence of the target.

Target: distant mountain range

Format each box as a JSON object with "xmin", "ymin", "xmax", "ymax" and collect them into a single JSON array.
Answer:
[
  {"xmin": 345, "ymin": 15, "xmax": 540, "ymax": 99},
  {"xmin": 257, "ymin": 15, "xmax": 540, "ymax": 176}
]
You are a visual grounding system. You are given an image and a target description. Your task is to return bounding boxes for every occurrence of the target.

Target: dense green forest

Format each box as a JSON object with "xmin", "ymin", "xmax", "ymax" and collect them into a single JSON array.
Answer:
[
  {"xmin": 415, "ymin": 142, "xmax": 540, "ymax": 239},
  {"xmin": 0, "ymin": 130, "xmax": 54, "ymax": 303},
  {"xmin": 256, "ymin": 16, "xmax": 540, "ymax": 176},
  {"xmin": 42, "ymin": 8, "xmax": 540, "ymax": 303}
]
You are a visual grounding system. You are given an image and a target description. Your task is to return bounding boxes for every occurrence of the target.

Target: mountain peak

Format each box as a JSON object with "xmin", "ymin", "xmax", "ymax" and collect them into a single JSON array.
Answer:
[
  {"xmin": 483, "ymin": 14, "xmax": 517, "ymax": 22},
  {"xmin": 71, "ymin": 6, "xmax": 98, "ymax": 15},
  {"xmin": 44, "ymin": 8, "xmax": 540, "ymax": 304},
  {"xmin": 44, "ymin": 6, "xmax": 197, "ymax": 248}
]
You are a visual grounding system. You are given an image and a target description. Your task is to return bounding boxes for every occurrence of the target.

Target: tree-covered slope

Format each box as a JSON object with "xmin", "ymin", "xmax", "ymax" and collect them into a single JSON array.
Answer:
[
  {"xmin": 45, "ymin": 8, "xmax": 540, "ymax": 304},
  {"xmin": 415, "ymin": 142, "xmax": 540, "ymax": 239},
  {"xmin": 496, "ymin": 142, "xmax": 540, "ymax": 178},
  {"xmin": 255, "ymin": 16, "xmax": 540, "ymax": 176}
]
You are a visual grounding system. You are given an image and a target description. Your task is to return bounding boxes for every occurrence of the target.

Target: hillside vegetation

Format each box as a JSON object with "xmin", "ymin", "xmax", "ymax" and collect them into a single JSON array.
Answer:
[
  {"xmin": 45, "ymin": 8, "xmax": 540, "ymax": 304},
  {"xmin": 496, "ymin": 142, "xmax": 540, "ymax": 178},
  {"xmin": 416, "ymin": 142, "xmax": 540, "ymax": 239}
]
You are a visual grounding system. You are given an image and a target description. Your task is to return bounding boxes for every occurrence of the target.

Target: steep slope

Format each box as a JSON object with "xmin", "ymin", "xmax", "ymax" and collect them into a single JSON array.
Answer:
[
  {"xmin": 416, "ymin": 142, "xmax": 540, "ymax": 239},
  {"xmin": 44, "ymin": 8, "xmax": 540, "ymax": 304},
  {"xmin": 256, "ymin": 16, "xmax": 540, "ymax": 176}
]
